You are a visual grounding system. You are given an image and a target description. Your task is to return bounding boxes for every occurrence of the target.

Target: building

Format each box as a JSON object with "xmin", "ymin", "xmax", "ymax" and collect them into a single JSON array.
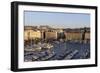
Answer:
[
  {"xmin": 24, "ymin": 29, "xmax": 32, "ymax": 41},
  {"xmin": 24, "ymin": 26, "xmax": 38, "ymax": 30},
  {"xmin": 64, "ymin": 31, "xmax": 82, "ymax": 41},
  {"xmin": 85, "ymin": 32, "xmax": 90, "ymax": 40},
  {"xmin": 45, "ymin": 31, "xmax": 57, "ymax": 40},
  {"xmin": 39, "ymin": 25, "xmax": 50, "ymax": 30},
  {"xmin": 24, "ymin": 30, "xmax": 41, "ymax": 41},
  {"xmin": 64, "ymin": 28, "xmax": 90, "ymax": 43},
  {"xmin": 24, "ymin": 26, "xmax": 90, "ymax": 43},
  {"xmin": 30, "ymin": 30, "xmax": 41, "ymax": 39}
]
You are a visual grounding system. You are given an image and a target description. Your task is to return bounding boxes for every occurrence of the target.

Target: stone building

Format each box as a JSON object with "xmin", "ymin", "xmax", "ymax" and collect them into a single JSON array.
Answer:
[
  {"xmin": 85, "ymin": 32, "xmax": 90, "ymax": 40},
  {"xmin": 64, "ymin": 31, "xmax": 82, "ymax": 41},
  {"xmin": 45, "ymin": 31, "xmax": 58, "ymax": 40},
  {"xmin": 24, "ymin": 30, "xmax": 41, "ymax": 41}
]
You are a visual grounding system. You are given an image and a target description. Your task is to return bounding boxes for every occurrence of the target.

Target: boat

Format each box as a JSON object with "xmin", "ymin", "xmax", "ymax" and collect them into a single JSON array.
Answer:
[
  {"xmin": 24, "ymin": 46, "xmax": 42, "ymax": 52},
  {"xmin": 64, "ymin": 50, "xmax": 78, "ymax": 59},
  {"xmin": 32, "ymin": 55, "xmax": 39, "ymax": 61},
  {"xmin": 43, "ymin": 43, "xmax": 53, "ymax": 49},
  {"xmin": 41, "ymin": 52, "xmax": 56, "ymax": 61}
]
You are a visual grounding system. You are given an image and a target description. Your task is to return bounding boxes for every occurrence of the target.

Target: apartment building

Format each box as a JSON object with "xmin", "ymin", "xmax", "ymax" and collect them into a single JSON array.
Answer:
[
  {"xmin": 45, "ymin": 31, "xmax": 58, "ymax": 40},
  {"xmin": 24, "ymin": 30, "xmax": 41, "ymax": 41},
  {"xmin": 64, "ymin": 31, "xmax": 82, "ymax": 41}
]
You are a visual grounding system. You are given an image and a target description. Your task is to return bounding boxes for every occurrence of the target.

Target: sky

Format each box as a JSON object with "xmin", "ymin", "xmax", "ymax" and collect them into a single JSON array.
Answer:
[{"xmin": 24, "ymin": 11, "xmax": 90, "ymax": 28}]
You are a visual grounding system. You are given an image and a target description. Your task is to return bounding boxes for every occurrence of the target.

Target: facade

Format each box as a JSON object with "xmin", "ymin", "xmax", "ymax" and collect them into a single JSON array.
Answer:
[
  {"xmin": 30, "ymin": 31, "xmax": 41, "ymax": 39},
  {"xmin": 64, "ymin": 32, "xmax": 82, "ymax": 41},
  {"xmin": 24, "ymin": 30, "xmax": 31, "ymax": 41},
  {"xmin": 85, "ymin": 32, "xmax": 90, "ymax": 40},
  {"xmin": 45, "ymin": 31, "xmax": 57, "ymax": 40},
  {"xmin": 24, "ymin": 26, "xmax": 90, "ymax": 43},
  {"xmin": 24, "ymin": 30, "xmax": 41, "ymax": 41}
]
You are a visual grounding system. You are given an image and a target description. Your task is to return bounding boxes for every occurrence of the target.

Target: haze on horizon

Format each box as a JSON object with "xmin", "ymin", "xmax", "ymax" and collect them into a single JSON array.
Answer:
[{"xmin": 24, "ymin": 11, "xmax": 90, "ymax": 28}]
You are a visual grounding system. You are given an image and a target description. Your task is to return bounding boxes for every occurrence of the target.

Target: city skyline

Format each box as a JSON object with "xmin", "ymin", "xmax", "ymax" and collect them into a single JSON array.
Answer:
[{"xmin": 24, "ymin": 11, "xmax": 90, "ymax": 28}]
